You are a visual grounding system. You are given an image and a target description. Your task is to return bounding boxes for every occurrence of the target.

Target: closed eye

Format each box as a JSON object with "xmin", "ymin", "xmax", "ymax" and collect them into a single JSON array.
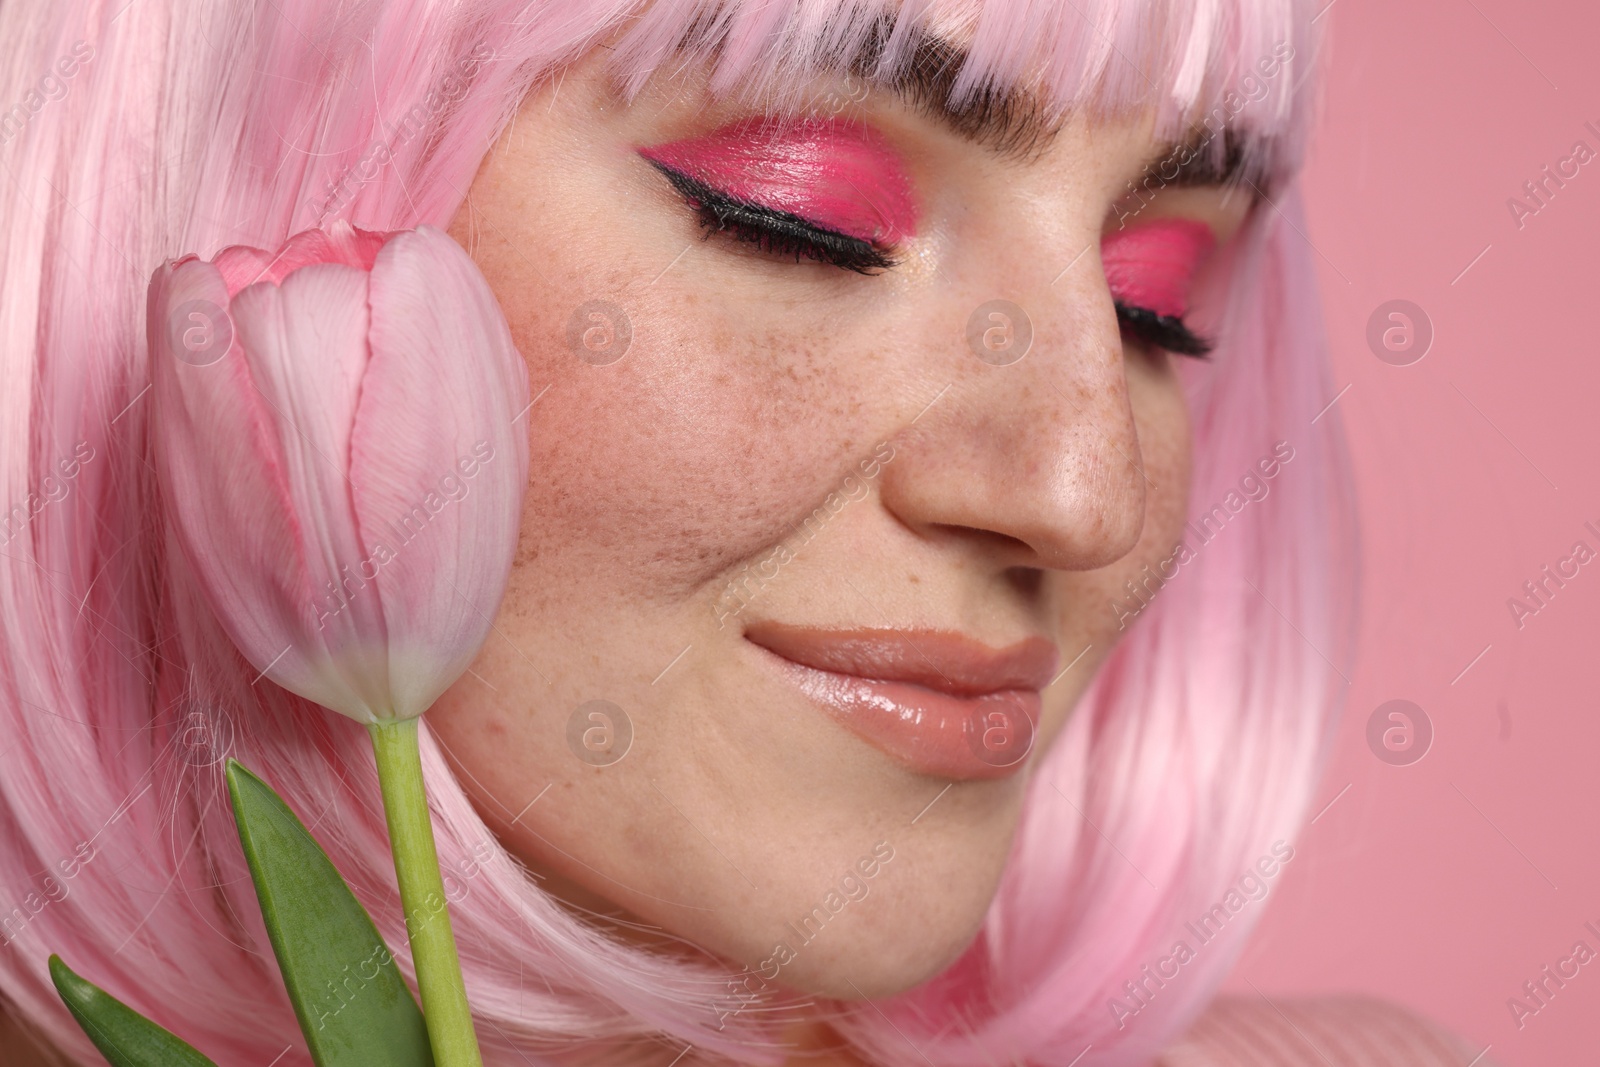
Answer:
[
  {"xmin": 647, "ymin": 160, "xmax": 897, "ymax": 275},
  {"xmin": 1102, "ymin": 217, "xmax": 1219, "ymax": 360},
  {"xmin": 1115, "ymin": 303, "xmax": 1214, "ymax": 359},
  {"xmin": 649, "ymin": 156, "xmax": 1216, "ymax": 357}
]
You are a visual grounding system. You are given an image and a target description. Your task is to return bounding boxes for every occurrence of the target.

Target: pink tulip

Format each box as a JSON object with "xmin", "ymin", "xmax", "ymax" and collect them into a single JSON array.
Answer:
[{"xmin": 148, "ymin": 222, "xmax": 530, "ymax": 723}]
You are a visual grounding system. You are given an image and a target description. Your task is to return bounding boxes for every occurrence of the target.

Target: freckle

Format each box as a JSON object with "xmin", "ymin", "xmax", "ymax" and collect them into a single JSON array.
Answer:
[{"xmin": 907, "ymin": 573, "xmax": 921, "ymax": 585}]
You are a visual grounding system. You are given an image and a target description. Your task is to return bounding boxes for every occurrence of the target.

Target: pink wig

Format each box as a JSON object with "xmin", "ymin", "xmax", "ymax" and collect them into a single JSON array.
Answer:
[{"xmin": 0, "ymin": 0, "xmax": 1352, "ymax": 1064}]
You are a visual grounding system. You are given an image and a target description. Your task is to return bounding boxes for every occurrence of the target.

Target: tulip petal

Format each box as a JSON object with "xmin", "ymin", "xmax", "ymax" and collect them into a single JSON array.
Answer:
[
  {"xmin": 149, "ymin": 258, "xmax": 323, "ymax": 696},
  {"xmin": 227, "ymin": 263, "xmax": 397, "ymax": 717},
  {"xmin": 348, "ymin": 226, "xmax": 530, "ymax": 718},
  {"xmin": 151, "ymin": 223, "xmax": 525, "ymax": 724},
  {"xmin": 213, "ymin": 222, "xmax": 389, "ymax": 297}
]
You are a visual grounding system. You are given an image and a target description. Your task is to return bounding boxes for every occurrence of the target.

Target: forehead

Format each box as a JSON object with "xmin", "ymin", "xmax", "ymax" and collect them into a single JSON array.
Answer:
[
  {"xmin": 608, "ymin": 46, "xmax": 1256, "ymax": 201},
  {"xmin": 602, "ymin": 0, "xmax": 1310, "ymax": 184}
]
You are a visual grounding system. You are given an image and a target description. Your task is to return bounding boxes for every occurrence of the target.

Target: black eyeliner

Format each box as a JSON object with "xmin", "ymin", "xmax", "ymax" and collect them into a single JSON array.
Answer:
[
  {"xmin": 1115, "ymin": 302, "xmax": 1214, "ymax": 359},
  {"xmin": 646, "ymin": 158, "xmax": 1210, "ymax": 357},
  {"xmin": 645, "ymin": 158, "xmax": 897, "ymax": 275}
]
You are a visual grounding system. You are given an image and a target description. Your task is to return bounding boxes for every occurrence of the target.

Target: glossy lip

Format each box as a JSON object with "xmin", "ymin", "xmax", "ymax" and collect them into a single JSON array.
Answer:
[
  {"xmin": 1101, "ymin": 218, "xmax": 1217, "ymax": 319},
  {"xmin": 637, "ymin": 117, "xmax": 918, "ymax": 245},
  {"xmin": 744, "ymin": 622, "xmax": 1060, "ymax": 781}
]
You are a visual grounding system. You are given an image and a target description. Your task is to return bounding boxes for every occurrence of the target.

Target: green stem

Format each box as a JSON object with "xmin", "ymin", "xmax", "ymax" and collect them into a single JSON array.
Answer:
[{"xmin": 368, "ymin": 717, "xmax": 484, "ymax": 1067}]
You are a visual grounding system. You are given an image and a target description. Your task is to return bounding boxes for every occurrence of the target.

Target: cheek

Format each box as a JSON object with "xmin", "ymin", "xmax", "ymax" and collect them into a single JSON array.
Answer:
[
  {"xmin": 1111, "ymin": 357, "xmax": 1194, "ymax": 604},
  {"xmin": 1034, "ymin": 355, "xmax": 1192, "ymax": 746},
  {"xmin": 452, "ymin": 201, "xmax": 881, "ymax": 602},
  {"xmin": 462, "ymin": 231, "xmax": 912, "ymax": 609},
  {"xmin": 446, "ymin": 74, "xmax": 910, "ymax": 608},
  {"xmin": 513, "ymin": 308, "xmax": 880, "ymax": 597},
  {"xmin": 1127, "ymin": 356, "xmax": 1195, "ymax": 540}
]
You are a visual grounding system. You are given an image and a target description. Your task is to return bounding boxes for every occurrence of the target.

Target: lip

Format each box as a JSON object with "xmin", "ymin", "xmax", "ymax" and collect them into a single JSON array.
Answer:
[{"xmin": 744, "ymin": 623, "xmax": 1060, "ymax": 781}]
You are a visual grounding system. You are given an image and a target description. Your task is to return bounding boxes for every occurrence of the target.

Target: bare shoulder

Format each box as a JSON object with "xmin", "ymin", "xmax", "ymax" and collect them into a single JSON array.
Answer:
[{"xmin": 1156, "ymin": 994, "xmax": 1501, "ymax": 1067}]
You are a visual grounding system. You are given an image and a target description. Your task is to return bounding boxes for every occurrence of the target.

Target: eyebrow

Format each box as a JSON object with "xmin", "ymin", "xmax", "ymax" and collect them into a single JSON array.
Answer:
[
  {"xmin": 854, "ymin": 34, "xmax": 1061, "ymax": 160},
  {"xmin": 849, "ymin": 31, "xmax": 1251, "ymax": 189},
  {"xmin": 1141, "ymin": 126, "xmax": 1250, "ymax": 189}
]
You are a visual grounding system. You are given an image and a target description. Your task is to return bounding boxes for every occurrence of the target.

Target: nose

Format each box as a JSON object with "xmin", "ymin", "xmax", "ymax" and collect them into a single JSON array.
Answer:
[{"xmin": 875, "ymin": 266, "xmax": 1150, "ymax": 573}]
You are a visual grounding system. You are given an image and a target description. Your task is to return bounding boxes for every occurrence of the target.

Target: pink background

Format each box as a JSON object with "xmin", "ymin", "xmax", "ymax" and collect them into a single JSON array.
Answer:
[{"xmin": 1219, "ymin": 0, "xmax": 1600, "ymax": 1063}]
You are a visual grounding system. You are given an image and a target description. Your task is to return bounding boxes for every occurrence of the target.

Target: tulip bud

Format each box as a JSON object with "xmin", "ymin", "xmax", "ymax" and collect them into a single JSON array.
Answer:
[{"xmin": 149, "ymin": 222, "xmax": 529, "ymax": 723}]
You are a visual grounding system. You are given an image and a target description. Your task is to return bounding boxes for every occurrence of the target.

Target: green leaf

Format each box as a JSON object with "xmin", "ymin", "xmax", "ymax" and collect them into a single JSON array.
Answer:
[
  {"xmin": 226, "ymin": 759, "xmax": 435, "ymax": 1067},
  {"xmin": 49, "ymin": 954, "xmax": 219, "ymax": 1066}
]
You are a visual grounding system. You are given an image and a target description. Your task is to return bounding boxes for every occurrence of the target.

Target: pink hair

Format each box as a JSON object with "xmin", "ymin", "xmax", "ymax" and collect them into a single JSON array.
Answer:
[{"xmin": 0, "ymin": 0, "xmax": 1351, "ymax": 1065}]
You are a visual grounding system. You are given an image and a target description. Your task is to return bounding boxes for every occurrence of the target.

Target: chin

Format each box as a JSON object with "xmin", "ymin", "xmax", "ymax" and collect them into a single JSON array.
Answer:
[
  {"xmin": 766, "ymin": 904, "xmax": 989, "ymax": 1001},
  {"xmin": 719, "ymin": 806, "xmax": 1020, "ymax": 1002}
]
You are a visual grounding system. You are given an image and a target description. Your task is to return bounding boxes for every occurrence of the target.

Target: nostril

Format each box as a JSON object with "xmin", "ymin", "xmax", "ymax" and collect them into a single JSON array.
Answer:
[
  {"xmin": 1004, "ymin": 566, "xmax": 1046, "ymax": 599},
  {"xmin": 925, "ymin": 523, "xmax": 1036, "ymax": 559}
]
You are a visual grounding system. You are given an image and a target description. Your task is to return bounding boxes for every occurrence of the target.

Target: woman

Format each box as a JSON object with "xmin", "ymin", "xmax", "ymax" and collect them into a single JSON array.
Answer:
[{"xmin": 0, "ymin": 0, "xmax": 1492, "ymax": 1063}]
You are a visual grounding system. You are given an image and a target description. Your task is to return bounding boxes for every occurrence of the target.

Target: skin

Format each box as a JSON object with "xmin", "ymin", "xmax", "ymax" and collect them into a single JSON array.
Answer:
[
  {"xmin": 428, "ymin": 42, "xmax": 1252, "ymax": 1063},
  {"xmin": 0, "ymin": 43, "xmax": 1259, "ymax": 1067}
]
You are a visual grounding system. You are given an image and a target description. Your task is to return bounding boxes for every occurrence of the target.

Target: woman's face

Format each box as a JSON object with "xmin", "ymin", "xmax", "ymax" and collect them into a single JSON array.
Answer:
[{"xmin": 433, "ymin": 44, "xmax": 1250, "ymax": 1002}]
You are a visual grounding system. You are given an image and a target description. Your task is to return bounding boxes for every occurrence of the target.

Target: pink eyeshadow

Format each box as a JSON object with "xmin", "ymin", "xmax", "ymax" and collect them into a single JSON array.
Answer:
[
  {"xmin": 1101, "ymin": 218, "xmax": 1217, "ymax": 319},
  {"xmin": 638, "ymin": 118, "xmax": 918, "ymax": 245}
]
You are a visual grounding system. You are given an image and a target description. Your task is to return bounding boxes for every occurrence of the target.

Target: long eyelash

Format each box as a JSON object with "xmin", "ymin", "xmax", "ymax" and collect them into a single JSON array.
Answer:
[
  {"xmin": 1115, "ymin": 302, "xmax": 1214, "ymax": 359},
  {"xmin": 647, "ymin": 159, "xmax": 1210, "ymax": 352},
  {"xmin": 647, "ymin": 160, "xmax": 897, "ymax": 275}
]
